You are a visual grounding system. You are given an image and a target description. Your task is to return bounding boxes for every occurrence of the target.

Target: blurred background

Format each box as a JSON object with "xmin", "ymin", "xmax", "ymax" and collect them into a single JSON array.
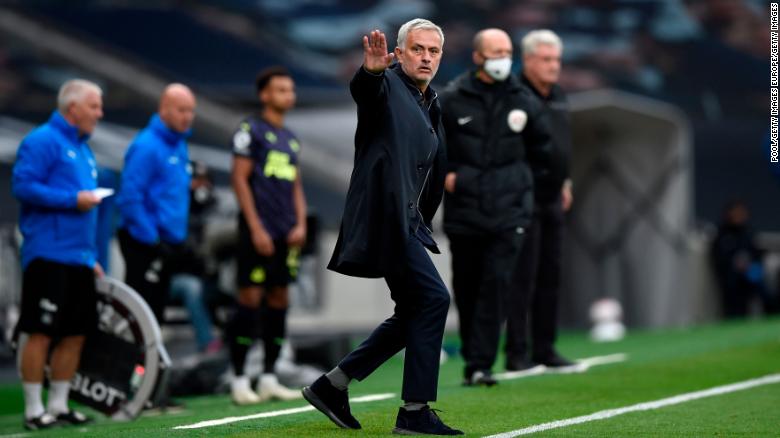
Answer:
[{"xmin": 0, "ymin": 0, "xmax": 776, "ymax": 382}]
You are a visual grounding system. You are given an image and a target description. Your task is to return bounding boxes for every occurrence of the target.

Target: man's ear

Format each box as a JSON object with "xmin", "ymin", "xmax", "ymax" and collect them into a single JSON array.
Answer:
[
  {"xmin": 472, "ymin": 50, "xmax": 483, "ymax": 66},
  {"xmin": 394, "ymin": 46, "xmax": 402, "ymax": 61}
]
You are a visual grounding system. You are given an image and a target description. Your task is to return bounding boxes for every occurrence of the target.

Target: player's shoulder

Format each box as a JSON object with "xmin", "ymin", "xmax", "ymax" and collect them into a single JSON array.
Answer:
[
  {"xmin": 19, "ymin": 124, "xmax": 63, "ymax": 160},
  {"xmin": 282, "ymin": 126, "xmax": 301, "ymax": 154},
  {"xmin": 232, "ymin": 115, "xmax": 262, "ymax": 156},
  {"xmin": 129, "ymin": 128, "xmax": 165, "ymax": 159}
]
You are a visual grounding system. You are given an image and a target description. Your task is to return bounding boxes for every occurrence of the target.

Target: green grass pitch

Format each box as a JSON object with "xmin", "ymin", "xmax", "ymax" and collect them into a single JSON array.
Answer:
[{"xmin": 0, "ymin": 316, "xmax": 777, "ymax": 437}]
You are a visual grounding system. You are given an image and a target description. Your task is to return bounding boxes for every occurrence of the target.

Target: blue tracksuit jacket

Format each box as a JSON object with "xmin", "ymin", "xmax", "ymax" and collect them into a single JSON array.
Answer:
[
  {"xmin": 12, "ymin": 111, "xmax": 99, "ymax": 269},
  {"xmin": 118, "ymin": 114, "xmax": 191, "ymax": 245}
]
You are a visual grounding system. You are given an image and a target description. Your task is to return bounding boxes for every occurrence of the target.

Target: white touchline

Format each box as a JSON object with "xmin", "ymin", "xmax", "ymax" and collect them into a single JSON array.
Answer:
[
  {"xmin": 484, "ymin": 373, "xmax": 780, "ymax": 438},
  {"xmin": 494, "ymin": 353, "xmax": 628, "ymax": 381},
  {"xmin": 173, "ymin": 393, "xmax": 395, "ymax": 430},
  {"xmin": 577, "ymin": 353, "xmax": 627, "ymax": 367}
]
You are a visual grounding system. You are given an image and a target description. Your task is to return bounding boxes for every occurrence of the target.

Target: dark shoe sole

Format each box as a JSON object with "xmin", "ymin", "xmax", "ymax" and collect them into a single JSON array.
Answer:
[
  {"xmin": 302, "ymin": 386, "xmax": 359, "ymax": 429},
  {"xmin": 462, "ymin": 377, "xmax": 499, "ymax": 387}
]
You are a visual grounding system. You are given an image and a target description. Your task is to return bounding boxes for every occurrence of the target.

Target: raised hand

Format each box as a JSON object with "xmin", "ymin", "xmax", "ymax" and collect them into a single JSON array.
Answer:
[{"xmin": 363, "ymin": 29, "xmax": 395, "ymax": 74}]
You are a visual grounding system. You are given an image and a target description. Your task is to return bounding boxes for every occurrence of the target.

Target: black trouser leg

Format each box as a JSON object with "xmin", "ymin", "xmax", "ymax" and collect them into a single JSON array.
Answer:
[
  {"xmin": 505, "ymin": 216, "xmax": 542, "ymax": 363},
  {"xmin": 449, "ymin": 234, "xmax": 484, "ymax": 374},
  {"xmin": 530, "ymin": 202, "xmax": 564, "ymax": 360},
  {"xmin": 119, "ymin": 230, "xmax": 169, "ymax": 324},
  {"xmin": 338, "ymin": 235, "xmax": 450, "ymax": 402},
  {"xmin": 455, "ymin": 233, "xmax": 523, "ymax": 374}
]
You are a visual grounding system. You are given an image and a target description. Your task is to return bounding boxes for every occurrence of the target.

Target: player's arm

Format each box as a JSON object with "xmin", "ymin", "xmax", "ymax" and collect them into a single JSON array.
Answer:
[
  {"xmin": 287, "ymin": 171, "xmax": 307, "ymax": 247},
  {"xmin": 12, "ymin": 138, "xmax": 99, "ymax": 211},
  {"xmin": 350, "ymin": 29, "xmax": 394, "ymax": 107},
  {"xmin": 231, "ymin": 155, "xmax": 274, "ymax": 256},
  {"xmin": 118, "ymin": 143, "xmax": 161, "ymax": 244}
]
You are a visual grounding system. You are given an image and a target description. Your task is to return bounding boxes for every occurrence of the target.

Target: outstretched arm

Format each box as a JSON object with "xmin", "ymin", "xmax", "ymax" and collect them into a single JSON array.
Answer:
[
  {"xmin": 350, "ymin": 29, "xmax": 395, "ymax": 106},
  {"xmin": 362, "ymin": 29, "xmax": 395, "ymax": 73}
]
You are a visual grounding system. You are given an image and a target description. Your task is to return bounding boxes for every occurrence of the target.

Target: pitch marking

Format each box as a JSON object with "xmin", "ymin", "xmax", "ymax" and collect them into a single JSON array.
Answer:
[{"xmin": 484, "ymin": 373, "xmax": 780, "ymax": 437}]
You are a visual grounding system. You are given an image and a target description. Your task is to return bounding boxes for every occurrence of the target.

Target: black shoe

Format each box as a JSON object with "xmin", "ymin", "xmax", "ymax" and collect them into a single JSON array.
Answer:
[
  {"xmin": 533, "ymin": 351, "xmax": 576, "ymax": 368},
  {"xmin": 302, "ymin": 375, "xmax": 361, "ymax": 429},
  {"xmin": 143, "ymin": 397, "xmax": 186, "ymax": 416},
  {"xmin": 393, "ymin": 406, "xmax": 464, "ymax": 435},
  {"xmin": 24, "ymin": 413, "xmax": 58, "ymax": 430},
  {"xmin": 463, "ymin": 370, "xmax": 498, "ymax": 387},
  {"xmin": 505, "ymin": 357, "xmax": 542, "ymax": 372},
  {"xmin": 55, "ymin": 409, "xmax": 93, "ymax": 426}
]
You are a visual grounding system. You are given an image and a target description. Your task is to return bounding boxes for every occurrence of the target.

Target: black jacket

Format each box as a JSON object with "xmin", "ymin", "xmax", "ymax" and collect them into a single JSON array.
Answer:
[
  {"xmin": 439, "ymin": 71, "xmax": 550, "ymax": 235},
  {"xmin": 327, "ymin": 64, "xmax": 446, "ymax": 278},
  {"xmin": 520, "ymin": 74, "xmax": 571, "ymax": 203}
]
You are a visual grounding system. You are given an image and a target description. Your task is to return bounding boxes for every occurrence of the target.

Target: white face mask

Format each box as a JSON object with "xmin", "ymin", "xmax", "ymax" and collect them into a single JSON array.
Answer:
[{"xmin": 483, "ymin": 57, "xmax": 512, "ymax": 81}]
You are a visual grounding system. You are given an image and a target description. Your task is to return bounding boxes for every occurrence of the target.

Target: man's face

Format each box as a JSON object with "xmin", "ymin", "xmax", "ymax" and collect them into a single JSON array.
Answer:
[
  {"xmin": 395, "ymin": 28, "xmax": 443, "ymax": 89},
  {"xmin": 68, "ymin": 90, "xmax": 103, "ymax": 136},
  {"xmin": 160, "ymin": 92, "xmax": 196, "ymax": 133},
  {"xmin": 474, "ymin": 32, "xmax": 513, "ymax": 64},
  {"xmin": 261, "ymin": 76, "xmax": 296, "ymax": 113},
  {"xmin": 523, "ymin": 43, "xmax": 561, "ymax": 85}
]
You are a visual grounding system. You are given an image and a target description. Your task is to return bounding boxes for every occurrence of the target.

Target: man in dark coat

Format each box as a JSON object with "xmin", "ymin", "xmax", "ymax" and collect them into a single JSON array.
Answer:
[
  {"xmin": 505, "ymin": 29, "xmax": 576, "ymax": 371},
  {"xmin": 439, "ymin": 28, "xmax": 550, "ymax": 386},
  {"xmin": 711, "ymin": 200, "xmax": 776, "ymax": 317},
  {"xmin": 303, "ymin": 19, "xmax": 462, "ymax": 436}
]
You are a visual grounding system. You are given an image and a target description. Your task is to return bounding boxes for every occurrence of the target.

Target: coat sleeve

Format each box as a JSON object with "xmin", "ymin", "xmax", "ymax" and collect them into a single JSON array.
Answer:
[
  {"xmin": 118, "ymin": 141, "xmax": 160, "ymax": 244},
  {"xmin": 524, "ymin": 99, "xmax": 554, "ymax": 175},
  {"xmin": 438, "ymin": 91, "xmax": 482, "ymax": 197},
  {"xmin": 349, "ymin": 66, "xmax": 387, "ymax": 108},
  {"xmin": 12, "ymin": 136, "xmax": 78, "ymax": 210},
  {"xmin": 421, "ymin": 130, "xmax": 447, "ymax": 228}
]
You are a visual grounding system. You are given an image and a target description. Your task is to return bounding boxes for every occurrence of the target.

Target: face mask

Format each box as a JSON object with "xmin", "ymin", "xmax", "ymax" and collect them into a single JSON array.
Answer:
[{"xmin": 483, "ymin": 57, "xmax": 512, "ymax": 81}]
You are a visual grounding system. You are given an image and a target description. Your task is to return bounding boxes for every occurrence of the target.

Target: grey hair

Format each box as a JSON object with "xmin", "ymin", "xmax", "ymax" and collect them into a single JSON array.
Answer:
[
  {"xmin": 397, "ymin": 18, "xmax": 444, "ymax": 49},
  {"xmin": 521, "ymin": 29, "xmax": 563, "ymax": 56},
  {"xmin": 57, "ymin": 79, "xmax": 102, "ymax": 113}
]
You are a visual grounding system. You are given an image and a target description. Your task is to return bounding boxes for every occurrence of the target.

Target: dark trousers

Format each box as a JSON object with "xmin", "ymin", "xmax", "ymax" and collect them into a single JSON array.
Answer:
[
  {"xmin": 449, "ymin": 232, "xmax": 523, "ymax": 375},
  {"xmin": 505, "ymin": 200, "xmax": 563, "ymax": 361},
  {"xmin": 338, "ymin": 234, "xmax": 450, "ymax": 402},
  {"xmin": 118, "ymin": 229, "xmax": 171, "ymax": 324}
]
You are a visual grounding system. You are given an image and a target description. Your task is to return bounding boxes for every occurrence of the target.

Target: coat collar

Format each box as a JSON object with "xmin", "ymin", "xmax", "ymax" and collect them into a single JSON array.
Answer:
[
  {"xmin": 50, "ymin": 111, "xmax": 89, "ymax": 143},
  {"xmin": 392, "ymin": 63, "xmax": 438, "ymax": 105},
  {"xmin": 519, "ymin": 73, "xmax": 562, "ymax": 102},
  {"xmin": 149, "ymin": 113, "xmax": 190, "ymax": 145}
]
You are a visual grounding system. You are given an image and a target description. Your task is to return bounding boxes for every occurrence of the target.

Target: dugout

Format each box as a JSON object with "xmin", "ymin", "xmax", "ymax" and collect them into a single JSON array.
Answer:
[{"xmin": 560, "ymin": 89, "xmax": 696, "ymax": 328}]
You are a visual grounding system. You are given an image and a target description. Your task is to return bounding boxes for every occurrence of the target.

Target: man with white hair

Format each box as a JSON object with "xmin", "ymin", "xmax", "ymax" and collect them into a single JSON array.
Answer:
[
  {"xmin": 303, "ymin": 18, "xmax": 463, "ymax": 435},
  {"xmin": 12, "ymin": 79, "xmax": 104, "ymax": 429},
  {"xmin": 439, "ymin": 28, "xmax": 550, "ymax": 386},
  {"xmin": 505, "ymin": 29, "xmax": 576, "ymax": 371}
]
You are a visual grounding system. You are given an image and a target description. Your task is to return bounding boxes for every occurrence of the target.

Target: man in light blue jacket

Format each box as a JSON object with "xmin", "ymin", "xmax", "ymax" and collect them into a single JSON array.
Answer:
[
  {"xmin": 12, "ymin": 79, "xmax": 104, "ymax": 430},
  {"xmin": 117, "ymin": 84, "xmax": 196, "ymax": 324}
]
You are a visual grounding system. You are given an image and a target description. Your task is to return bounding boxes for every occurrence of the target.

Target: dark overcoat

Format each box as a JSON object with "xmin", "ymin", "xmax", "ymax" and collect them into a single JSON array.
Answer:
[
  {"xmin": 328, "ymin": 63, "xmax": 446, "ymax": 278},
  {"xmin": 439, "ymin": 71, "xmax": 551, "ymax": 236}
]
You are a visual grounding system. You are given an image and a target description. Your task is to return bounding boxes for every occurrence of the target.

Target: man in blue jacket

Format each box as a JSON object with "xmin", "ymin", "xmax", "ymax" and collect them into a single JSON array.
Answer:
[
  {"xmin": 303, "ymin": 19, "xmax": 462, "ymax": 435},
  {"xmin": 12, "ymin": 79, "xmax": 104, "ymax": 430},
  {"xmin": 117, "ymin": 84, "xmax": 196, "ymax": 324}
]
